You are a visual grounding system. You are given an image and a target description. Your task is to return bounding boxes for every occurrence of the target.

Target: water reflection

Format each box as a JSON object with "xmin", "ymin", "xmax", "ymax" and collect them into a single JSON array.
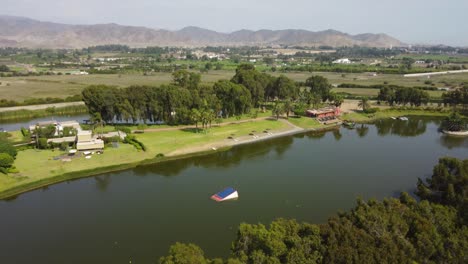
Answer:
[
  {"xmin": 94, "ymin": 175, "xmax": 112, "ymax": 191},
  {"xmin": 439, "ymin": 135, "xmax": 468, "ymax": 149},
  {"xmin": 374, "ymin": 118, "xmax": 432, "ymax": 137},
  {"xmin": 332, "ymin": 130, "xmax": 342, "ymax": 141},
  {"xmin": 133, "ymin": 135, "xmax": 295, "ymax": 177},
  {"xmin": 356, "ymin": 124, "xmax": 369, "ymax": 138}
]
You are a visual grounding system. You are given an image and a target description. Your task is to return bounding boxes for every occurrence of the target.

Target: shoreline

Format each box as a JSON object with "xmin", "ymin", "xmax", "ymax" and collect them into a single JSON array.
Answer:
[
  {"xmin": 0, "ymin": 120, "xmax": 340, "ymax": 200},
  {"xmin": 0, "ymin": 109, "xmax": 449, "ymax": 200}
]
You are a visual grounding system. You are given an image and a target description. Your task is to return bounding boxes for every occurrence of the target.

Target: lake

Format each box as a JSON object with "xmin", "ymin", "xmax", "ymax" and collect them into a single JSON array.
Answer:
[{"xmin": 0, "ymin": 118, "xmax": 466, "ymax": 263}]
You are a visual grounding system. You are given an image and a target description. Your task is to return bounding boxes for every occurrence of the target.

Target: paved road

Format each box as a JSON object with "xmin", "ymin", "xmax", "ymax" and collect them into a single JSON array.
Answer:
[{"xmin": 0, "ymin": 101, "xmax": 85, "ymax": 112}]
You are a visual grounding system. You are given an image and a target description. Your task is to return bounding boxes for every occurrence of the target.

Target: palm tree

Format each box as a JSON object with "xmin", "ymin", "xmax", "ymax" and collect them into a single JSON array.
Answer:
[
  {"xmin": 333, "ymin": 94, "xmax": 344, "ymax": 107},
  {"xmin": 358, "ymin": 97, "xmax": 370, "ymax": 112}
]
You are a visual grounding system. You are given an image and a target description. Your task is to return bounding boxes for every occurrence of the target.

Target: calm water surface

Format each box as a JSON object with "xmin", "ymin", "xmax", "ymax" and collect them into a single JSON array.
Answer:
[{"xmin": 0, "ymin": 118, "xmax": 466, "ymax": 263}]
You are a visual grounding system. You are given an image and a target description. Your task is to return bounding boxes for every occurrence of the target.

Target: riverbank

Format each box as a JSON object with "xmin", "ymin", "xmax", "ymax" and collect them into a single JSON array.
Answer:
[
  {"xmin": 0, "ymin": 118, "xmax": 338, "ymax": 199},
  {"xmin": 0, "ymin": 107, "xmax": 451, "ymax": 199}
]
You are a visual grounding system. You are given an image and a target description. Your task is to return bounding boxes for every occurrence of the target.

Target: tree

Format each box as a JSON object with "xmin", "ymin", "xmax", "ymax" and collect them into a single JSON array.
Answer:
[
  {"xmin": 0, "ymin": 64, "xmax": 10, "ymax": 72},
  {"xmin": 440, "ymin": 112, "xmax": 467, "ymax": 132},
  {"xmin": 305, "ymin": 75, "xmax": 331, "ymax": 102},
  {"xmin": 358, "ymin": 97, "xmax": 371, "ymax": 112},
  {"xmin": 172, "ymin": 70, "xmax": 201, "ymax": 90},
  {"xmin": 0, "ymin": 153, "xmax": 14, "ymax": 173},
  {"xmin": 266, "ymin": 75, "xmax": 299, "ymax": 101},
  {"xmin": 283, "ymin": 100, "xmax": 294, "ymax": 119},
  {"xmin": 231, "ymin": 64, "xmax": 272, "ymax": 107},
  {"xmin": 190, "ymin": 108, "xmax": 201, "ymax": 131},
  {"xmin": 159, "ymin": 243, "xmax": 208, "ymax": 264},
  {"xmin": 377, "ymin": 86, "xmax": 396, "ymax": 105},
  {"xmin": 401, "ymin": 57, "xmax": 415, "ymax": 69},
  {"xmin": 213, "ymin": 80, "xmax": 252, "ymax": 118},
  {"xmin": 272, "ymin": 102, "xmax": 284, "ymax": 120},
  {"xmin": 311, "ymin": 93, "xmax": 322, "ymax": 109},
  {"xmin": 0, "ymin": 140, "xmax": 17, "ymax": 158},
  {"xmin": 329, "ymin": 92, "xmax": 344, "ymax": 107}
]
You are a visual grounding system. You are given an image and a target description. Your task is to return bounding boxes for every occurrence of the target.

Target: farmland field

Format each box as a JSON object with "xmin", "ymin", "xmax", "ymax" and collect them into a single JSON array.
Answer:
[{"xmin": 1, "ymin": 70, "xmax": 467, "ymax": 101}]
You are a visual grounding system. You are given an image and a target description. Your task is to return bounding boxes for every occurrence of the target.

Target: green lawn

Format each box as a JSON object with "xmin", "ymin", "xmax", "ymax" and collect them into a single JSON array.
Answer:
[
  {"xmin": 286, "ymin": 116, "xmax": 322, "ymax": 129},
  {"xmin": 332, "ymin": 87, "xmax": 445, "ymax": 98},
  {"xmin": 0, "ymin": 119, "xmax": 289, "ymax": 197},
  {"xmin": 136, "ymin": 119, "xmax": 288, "ymax": 156},
  {"xmin": 341, "ymin": 109, "xmax": 449, "ymax": 122}
]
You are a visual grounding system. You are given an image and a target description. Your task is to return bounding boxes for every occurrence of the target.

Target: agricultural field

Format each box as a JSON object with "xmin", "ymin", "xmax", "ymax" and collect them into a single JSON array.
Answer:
[{"xmin": 1, "ymin": 70, "xmax": 467, "ymax": 101}]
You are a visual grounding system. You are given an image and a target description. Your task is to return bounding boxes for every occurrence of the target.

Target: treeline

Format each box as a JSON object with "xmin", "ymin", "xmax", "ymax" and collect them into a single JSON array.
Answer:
[
  {"xmin": 338, "ymin": 83, "xmax": 439, "ymax": 91},
  {"xmin": 377, "ymin": 86, "xmax": 430, "ymax": 106},
  {"xmin": 442, "ymin": 86, "xmax": 468, "ymax": 109},
  {"xmin": 0, "ymin": 105, "xmax": 88, "ymax": 122},
  {"xmin": 159, "ymin": 157, "xmax": 468, "ymax": 264},
  {"xmin": 0, "ymin": 95, "xmax": 82, "ymax": 108},
  {"xmin": 278, "ymin": 64, "xmax": 441, "ymax": 74},
  {"xmin": 81, "ymin": 65, "xmax": 336, "ymax": 125}
]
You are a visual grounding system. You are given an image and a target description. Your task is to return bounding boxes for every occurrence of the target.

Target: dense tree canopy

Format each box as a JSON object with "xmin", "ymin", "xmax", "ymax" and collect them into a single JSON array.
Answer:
[
  {"xmin": 231, "ymin": 64, "xmax": 273, "ymax": 107},
  {"xmin": 378, "ymin": 86, "xmax": 430, "ymax": 106},
  {"xmin": 305, "ymin": 76, "xmax": 332, "ymax": 102}
]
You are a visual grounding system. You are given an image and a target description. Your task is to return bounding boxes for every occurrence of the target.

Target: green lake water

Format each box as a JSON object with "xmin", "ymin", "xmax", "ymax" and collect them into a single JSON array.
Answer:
[{"xmin": 0, "ymin": 118, "xmax": 466, "ymax": 263}]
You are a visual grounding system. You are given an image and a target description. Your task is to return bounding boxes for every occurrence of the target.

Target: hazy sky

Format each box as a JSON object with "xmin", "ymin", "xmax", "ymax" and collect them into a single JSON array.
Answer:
[{"xmin": 3, "ymin": 0, "xmax": 468, "ymax": 46}]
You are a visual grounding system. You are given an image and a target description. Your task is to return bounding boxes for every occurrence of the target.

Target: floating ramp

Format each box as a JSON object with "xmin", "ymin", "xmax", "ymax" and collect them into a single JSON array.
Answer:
[{"xmin": 211, "ymin": 187, "xmax": 238, "ymax": 202}]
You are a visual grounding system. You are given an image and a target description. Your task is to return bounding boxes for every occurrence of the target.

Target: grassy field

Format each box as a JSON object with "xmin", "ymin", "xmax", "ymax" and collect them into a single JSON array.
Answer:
[
  {"xmin": 1, "ymin": 70, "xmax": 467, "ymax": 101},
  {"xmin": 0, "ymin": 119, "xmax": 289, "ymax": 198},
  {"xmin": 286, "ymin": 116, "xmax": 323, "ymax": 129},
  {"xmin": 341, "ymin": 109, "xmax": 450, "ymax": 122},
  {"xmin": 332, "ymin": 87, "xmax": 445, "ymax": 98}
]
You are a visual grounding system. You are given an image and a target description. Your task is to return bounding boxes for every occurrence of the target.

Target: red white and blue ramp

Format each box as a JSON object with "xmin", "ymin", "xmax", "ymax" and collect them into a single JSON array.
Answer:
[{"xmin": 211, "ymin": 187, "xmax": 239, "ymax": 202}]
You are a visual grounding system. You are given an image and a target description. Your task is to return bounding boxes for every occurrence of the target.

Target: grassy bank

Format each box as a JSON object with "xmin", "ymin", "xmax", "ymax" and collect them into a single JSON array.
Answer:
[
  {"xmin": 0, "ymin": 119, "xmax": 290, "ymax": 199},
  {"xmin": 0, "ymin": 105, "xmax": 88, "ymax": 121}
]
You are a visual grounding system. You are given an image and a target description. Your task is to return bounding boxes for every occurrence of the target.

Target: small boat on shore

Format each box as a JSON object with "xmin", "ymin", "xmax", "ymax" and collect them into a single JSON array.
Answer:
[
  {"xmin": 211, "ymin": 187, "xmax": 238, "ymax": 202},
  {"xmin": 342, "ymin": 121, "xmax": 356, "ymax": 129}
]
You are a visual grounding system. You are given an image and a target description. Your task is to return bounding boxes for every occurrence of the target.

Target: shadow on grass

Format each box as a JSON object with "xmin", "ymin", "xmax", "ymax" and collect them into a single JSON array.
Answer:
[{"xmin": 180, "ymin": 127, "xmax": 206, "ymax": 134}]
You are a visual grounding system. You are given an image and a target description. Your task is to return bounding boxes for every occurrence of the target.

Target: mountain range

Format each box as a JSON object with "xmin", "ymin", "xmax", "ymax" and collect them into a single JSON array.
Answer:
[{"xmin": 0, "ymin": 15, "xmax": 404, "ymax": 48}]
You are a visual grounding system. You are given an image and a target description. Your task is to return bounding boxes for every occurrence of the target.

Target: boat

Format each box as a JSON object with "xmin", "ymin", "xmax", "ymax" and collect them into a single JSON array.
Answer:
[
  {"xmin": 391, "ymin": 117, "xmax": 396, "ymax": 120},
  {"xmin": 398, "ymin": 117, "xmax": 409, "ymax": 121},
  {"xmin": 211, "ymin": 187, "xmax": 239, "ymax": 202},
  {"xmin": 342, "ymin": 121, "xmax": 355, "ymax": 128}
]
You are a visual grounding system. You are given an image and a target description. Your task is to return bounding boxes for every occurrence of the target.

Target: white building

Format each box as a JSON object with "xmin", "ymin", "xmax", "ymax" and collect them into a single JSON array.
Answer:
[{"xmin": 332, "ymin": 58, "xmax": 351, "ymax": 64}]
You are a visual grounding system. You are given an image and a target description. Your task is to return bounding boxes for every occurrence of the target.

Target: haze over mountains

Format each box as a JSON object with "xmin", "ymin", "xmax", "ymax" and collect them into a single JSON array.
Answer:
[{"xmin": 0, "ymin": 15, "xmax": 405, "ymax": 48}]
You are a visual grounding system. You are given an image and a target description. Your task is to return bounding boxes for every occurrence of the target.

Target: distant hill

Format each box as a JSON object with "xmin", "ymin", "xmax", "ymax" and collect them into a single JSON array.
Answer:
[{"xmin": 0, "ymin": 15, "xmax": 405, "ymax": 48}]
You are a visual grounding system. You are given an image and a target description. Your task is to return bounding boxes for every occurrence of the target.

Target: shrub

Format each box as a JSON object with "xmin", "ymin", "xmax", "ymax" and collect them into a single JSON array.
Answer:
[
  {"xmin": 59, "ymin": 142, "xmax": 69, "ymax": 151},
  {"xmin": 364, "ymin": 107, "xmax": 379, "ymax": 114},
  {"xmin": 119, "ymin": 127, "xmax": 132, "ymax": 134},
  {"xmin": 21, "ymin": 127, "xmax": 30, "ymax": 137},
  {"xmin": 0, "ymin": 153, "xmax": 14, "ymax": 170},
  {"xmin": 0, "ymin": 140, "xmax": 17, "ymax": 158},
  {"xmin": 37, "ymin": 138, "xmax": 48, "ymax": 149},
  {"xmin": 124, "ymin": 135, "xmax": 146, "ymax": 151}
]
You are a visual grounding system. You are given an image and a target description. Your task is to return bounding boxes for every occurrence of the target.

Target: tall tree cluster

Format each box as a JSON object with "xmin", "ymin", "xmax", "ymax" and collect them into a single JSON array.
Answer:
[
  {"xmin": 442, "ymin": 86, "xmax": 468, "ymax": 110},
  {"xmin": 82, "ymin": 65, "xmax": 323, "ymax": 125},
  {"xmin": 378, "ymin": 86, "xmax": 430, "ymax": 106}
]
